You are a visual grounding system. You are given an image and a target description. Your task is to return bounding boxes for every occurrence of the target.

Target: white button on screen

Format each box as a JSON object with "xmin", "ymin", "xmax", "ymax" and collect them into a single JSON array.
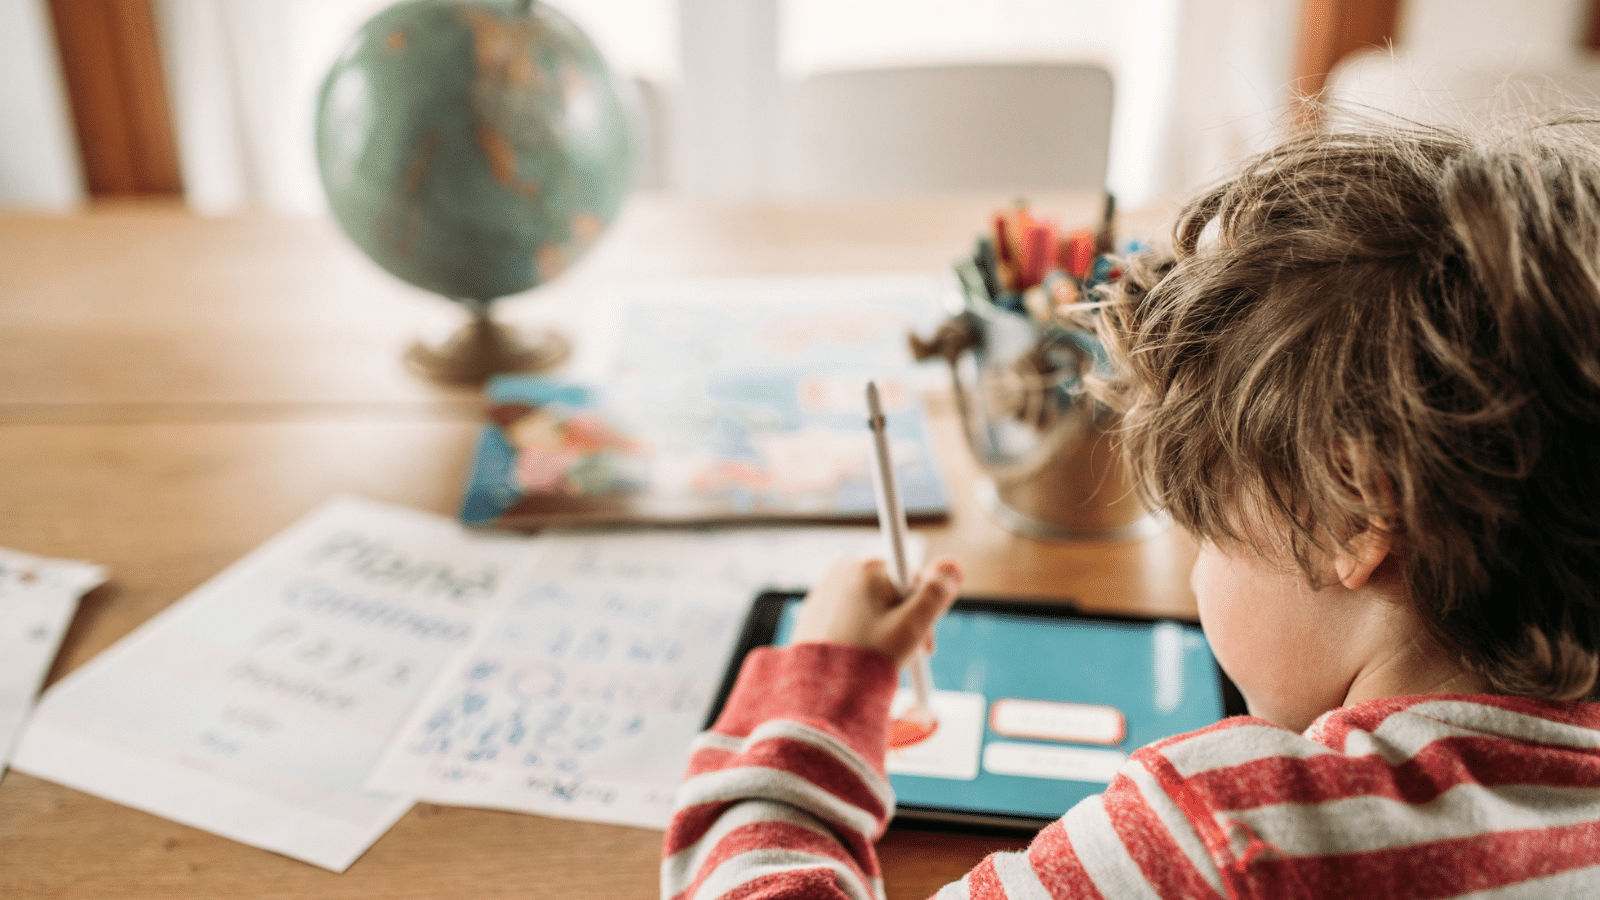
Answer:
[
  {"xmin": 982, "ymin": 741, "xmax": 1126, "ymax": 783},
  {"xmin": 988, "ymin": 698, "xmax": 1125, "ymax": 744}
]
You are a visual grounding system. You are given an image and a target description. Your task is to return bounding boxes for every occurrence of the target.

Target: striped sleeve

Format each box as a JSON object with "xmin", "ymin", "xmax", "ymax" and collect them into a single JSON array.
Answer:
[{"xmin": 663, "ymin": 643, "xmax": 900, "ymax": 900}]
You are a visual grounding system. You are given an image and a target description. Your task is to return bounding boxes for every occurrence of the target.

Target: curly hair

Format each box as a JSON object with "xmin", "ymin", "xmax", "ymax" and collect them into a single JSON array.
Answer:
[{"xmin": 1093, "ymin": 115, "xmax": 1600, "ymax": 701}]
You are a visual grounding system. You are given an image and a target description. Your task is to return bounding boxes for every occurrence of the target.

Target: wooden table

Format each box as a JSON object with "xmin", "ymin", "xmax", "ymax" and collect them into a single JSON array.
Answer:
[{"xmin": 0, "ymin": 195, "xmax": 1194, "ymax": 900}]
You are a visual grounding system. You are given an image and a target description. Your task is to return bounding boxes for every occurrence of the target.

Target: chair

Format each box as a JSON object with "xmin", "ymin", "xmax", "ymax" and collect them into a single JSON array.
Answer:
[
  {"xmin": 1325, "ymin": 50, "xmax": 1600, "ymax": 127},
  {"xmin": 773, "ymin": 62, "xmax": 1114, "ymax": 200}
]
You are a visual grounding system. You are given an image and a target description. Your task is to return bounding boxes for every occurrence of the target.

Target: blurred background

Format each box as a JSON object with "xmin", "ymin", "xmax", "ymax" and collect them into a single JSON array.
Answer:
[{"xmin": 4, "ymin": 0, "xmax": 1599, "ymax": 216}]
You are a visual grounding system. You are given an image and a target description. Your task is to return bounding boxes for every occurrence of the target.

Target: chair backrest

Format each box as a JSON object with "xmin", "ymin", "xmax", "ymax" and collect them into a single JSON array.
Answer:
[
  {"xmin": 1326, "ymin": 50, "xmax": 1600, "ymax": 127},
  {"xmin": 774, "ymin": 62, "xmax": 1114, "ymax": 200}
]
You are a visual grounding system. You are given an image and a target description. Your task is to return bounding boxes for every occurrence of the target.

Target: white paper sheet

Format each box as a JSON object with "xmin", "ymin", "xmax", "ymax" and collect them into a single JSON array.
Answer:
[
  {"xmin": 11, "ymin": 496, "xmax": 539, "ymax": 871},
  {"xmin": 366, "ymin": 527, "xmax": 919, "ymax": 829},
  {"xmin": 0, "ymin": 547, "xmax": 106, "ymax": 771}
]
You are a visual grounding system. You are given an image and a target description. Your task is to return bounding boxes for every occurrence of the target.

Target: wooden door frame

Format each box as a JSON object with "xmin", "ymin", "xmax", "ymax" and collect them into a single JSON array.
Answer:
[
  {"xmin": 46, "ymin": 0, "xmax": 182, "ymax": 198},
  {"xmin": 1291, "ymin": 0, "xmax": 1403, "ymax": 129}
]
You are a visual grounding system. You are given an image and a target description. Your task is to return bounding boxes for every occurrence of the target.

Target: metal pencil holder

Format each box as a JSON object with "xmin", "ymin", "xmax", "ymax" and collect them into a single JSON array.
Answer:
[{"xmin": 913, "ymin": 263, "xmax": 1162, "ymax": 542}]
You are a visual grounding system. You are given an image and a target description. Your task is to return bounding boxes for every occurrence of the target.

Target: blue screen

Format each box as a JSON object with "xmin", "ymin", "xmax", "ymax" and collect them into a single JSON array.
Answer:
[{"xmin": 771, "ymin": 599, "xmax": 1229, "ymax": 823}]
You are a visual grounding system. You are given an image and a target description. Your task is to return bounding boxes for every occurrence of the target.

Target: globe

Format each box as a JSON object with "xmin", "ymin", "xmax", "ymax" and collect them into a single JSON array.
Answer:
[{"xmin": 315, "ymin": 0, "xmax": 636, "ymax": 381}]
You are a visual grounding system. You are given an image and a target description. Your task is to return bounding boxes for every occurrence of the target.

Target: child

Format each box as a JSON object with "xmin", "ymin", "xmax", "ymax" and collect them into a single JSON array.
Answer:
[{"xmin": 662, "ymin": 117, "xmax": 1600, "ymax": 898}]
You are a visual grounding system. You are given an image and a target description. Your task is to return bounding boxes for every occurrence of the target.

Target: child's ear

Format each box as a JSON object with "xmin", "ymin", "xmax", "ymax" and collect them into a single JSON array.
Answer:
[
  {"xmin": 1333, "ymin": 524, "xmax": 1392, "ymax": 590},
  {"xmin": 1331, "ymin": 440, "xmax": 1397, "ymax": 591}
]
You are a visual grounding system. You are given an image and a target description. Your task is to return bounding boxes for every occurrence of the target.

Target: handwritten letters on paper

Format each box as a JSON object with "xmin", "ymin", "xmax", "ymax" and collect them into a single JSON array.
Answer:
[
  {"xmin": 12, "ymin": 497, "xmax": 902, "ymax": 865},
  {"xmin": 11, "ymin": 496, "xmax": 535, "ymax": 871},
  {"xmin": 368, "ymin": 528, "xmax": 897, "ymax": 828}
]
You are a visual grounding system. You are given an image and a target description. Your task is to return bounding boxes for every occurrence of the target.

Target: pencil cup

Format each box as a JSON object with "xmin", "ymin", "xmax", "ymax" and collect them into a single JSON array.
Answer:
[{"xmin": 910, "ymin": 268, "xmax": 1161, "ymax": 542}]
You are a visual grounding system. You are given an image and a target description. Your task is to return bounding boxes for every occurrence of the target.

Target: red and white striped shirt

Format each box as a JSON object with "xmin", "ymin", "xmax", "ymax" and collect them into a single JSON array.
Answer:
[{"xmin": 663, "ymin": 642, "xmax": 1600, "ymax": 899}]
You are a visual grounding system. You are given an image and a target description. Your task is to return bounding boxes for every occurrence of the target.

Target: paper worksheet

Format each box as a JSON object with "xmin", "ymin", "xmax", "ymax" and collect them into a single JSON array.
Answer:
[
  {"xmin": 11, "ymin": 495, "xmax": 539, "ymax": 871},
  {"xmin": 366, "ymin": 526, "xmax": 919, "ymax": 829},
  {"xmin": 0, "ymin": 547, "xmax": 106, "ymax": 772}
]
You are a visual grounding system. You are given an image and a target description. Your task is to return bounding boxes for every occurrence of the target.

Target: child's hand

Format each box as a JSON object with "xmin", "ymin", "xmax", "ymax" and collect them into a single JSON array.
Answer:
[{"xmin": 792, "ymin": 557, "xmax": 963, "ymax": 667}]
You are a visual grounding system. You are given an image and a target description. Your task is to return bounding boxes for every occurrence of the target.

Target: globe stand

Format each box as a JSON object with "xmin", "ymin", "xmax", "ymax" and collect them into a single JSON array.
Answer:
[{"xmin": 405, "ymin": 300, "xmax": 569, "ymax": 385}]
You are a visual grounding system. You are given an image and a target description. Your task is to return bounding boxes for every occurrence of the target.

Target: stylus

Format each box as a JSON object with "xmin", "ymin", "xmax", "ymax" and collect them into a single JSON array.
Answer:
[{"xmin": 866, "ymin": 380, "xmax": 935, "ymax": 717}]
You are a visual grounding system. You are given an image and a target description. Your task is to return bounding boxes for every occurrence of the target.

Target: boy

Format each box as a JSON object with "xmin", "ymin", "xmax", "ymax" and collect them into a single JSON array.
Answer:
[{"xmin": 662, "ymin": 118, "xmax": 1600, "ymax": 898}]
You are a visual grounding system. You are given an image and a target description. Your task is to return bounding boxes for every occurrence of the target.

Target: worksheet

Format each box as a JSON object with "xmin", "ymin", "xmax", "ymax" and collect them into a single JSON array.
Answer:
[
  {"xmin": 11, "ymin": 496, "xmax": 538, "ymax": 871},
  {"xmin": 366, "ymin": 526, "xmax": 912, "ymax": 829},
  {"xmin": 0, "ymin": 547, "xmax": 106, "ymax": 772}
]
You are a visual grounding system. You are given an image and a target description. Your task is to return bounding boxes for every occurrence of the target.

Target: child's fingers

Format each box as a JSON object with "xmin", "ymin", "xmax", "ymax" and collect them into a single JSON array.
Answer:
[
  {"xmin": 885, "ymin": 558, "xmax": 963, "ymax": 656},
  {"xmin": 859, "ymin": 557, "xmax": 903, "ymax": 607},
  {"xmin": 793, "ymin": 557, "xmax": 903, "ymax": 649},
  {"xmin": 792, "ymin": 556, "xmax": 961, "ymax": 664}
]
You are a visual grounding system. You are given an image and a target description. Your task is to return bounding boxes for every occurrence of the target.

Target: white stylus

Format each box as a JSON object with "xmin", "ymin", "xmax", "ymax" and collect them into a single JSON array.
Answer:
[{"xmin": 866, "ymin": 380, "xmax": 935, "ymax": 718}]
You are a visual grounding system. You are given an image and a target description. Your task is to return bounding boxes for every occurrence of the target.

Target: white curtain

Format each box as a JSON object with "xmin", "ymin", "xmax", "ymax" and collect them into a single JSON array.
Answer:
[
  {"xmin": 148, "ymin": 0, "xmax": 1300, "ymax": 214},
  {"xmin": 154, "ymin": 0, "xmax": 387, "ymax": 215},
  {"xmin": 1139, "ymin": 0, "xmax": 1301, "ymax": 203},
  {"xmin": 0, "ymin": 0, "xmax": 84, "ymax": 211}
]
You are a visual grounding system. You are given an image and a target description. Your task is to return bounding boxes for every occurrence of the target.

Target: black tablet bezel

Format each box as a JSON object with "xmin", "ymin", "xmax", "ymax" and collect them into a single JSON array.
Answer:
[{"xmin": 704, "ymin": 590, "xmax": 1248, "ymax": 833}]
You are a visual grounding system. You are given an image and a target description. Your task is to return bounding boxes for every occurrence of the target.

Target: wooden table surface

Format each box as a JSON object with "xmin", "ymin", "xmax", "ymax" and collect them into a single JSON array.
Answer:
[{"xmin": 0, "ymin": 194, "xmax": 1194, "ymax": 900}]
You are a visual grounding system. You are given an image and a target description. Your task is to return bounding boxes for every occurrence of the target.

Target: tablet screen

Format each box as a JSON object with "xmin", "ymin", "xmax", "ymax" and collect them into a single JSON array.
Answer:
[{"xmin": 744, "ymin": 593, "xmax": 1243, "ymax": 828}]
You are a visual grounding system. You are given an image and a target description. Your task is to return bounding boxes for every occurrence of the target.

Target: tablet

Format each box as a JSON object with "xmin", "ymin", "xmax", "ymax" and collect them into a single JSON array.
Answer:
[{"xmin": 706, "ymin": 591, "xmax": 1247, "ymax": 832}]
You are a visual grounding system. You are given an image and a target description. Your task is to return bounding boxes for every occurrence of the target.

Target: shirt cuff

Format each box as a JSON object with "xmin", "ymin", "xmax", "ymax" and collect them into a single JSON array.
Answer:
[{"xmin": 712, "ymin": 642, "xmax": 900, "ymax": 769}]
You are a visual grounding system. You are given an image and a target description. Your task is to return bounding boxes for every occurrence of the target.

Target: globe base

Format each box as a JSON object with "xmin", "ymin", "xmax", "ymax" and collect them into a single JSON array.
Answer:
[{"xmin": 405, "ymin": 311, "xmax": 569, "ymax": 385}]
